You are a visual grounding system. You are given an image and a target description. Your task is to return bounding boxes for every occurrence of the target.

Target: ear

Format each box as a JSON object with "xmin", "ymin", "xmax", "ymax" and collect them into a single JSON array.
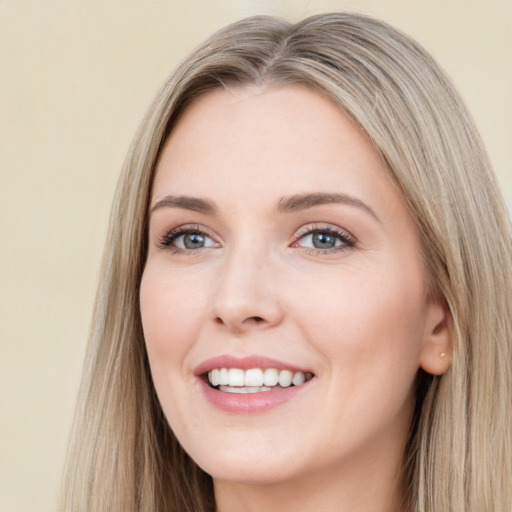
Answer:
[{"xmin": 419, "ymin": 301, "xmax": 452, "ymax": 376}]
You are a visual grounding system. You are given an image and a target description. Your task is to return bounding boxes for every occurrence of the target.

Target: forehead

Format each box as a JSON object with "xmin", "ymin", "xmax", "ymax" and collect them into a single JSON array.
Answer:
[{"xmin": 152, "ymin": 85, "xmax": 405, "ymax": 222}]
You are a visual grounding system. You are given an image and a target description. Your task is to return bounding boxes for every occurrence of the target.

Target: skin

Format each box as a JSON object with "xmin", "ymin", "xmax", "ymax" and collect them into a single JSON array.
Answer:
[{"xmin": 140, "ymin": 85, "xmax": 451, "ymax": 512}]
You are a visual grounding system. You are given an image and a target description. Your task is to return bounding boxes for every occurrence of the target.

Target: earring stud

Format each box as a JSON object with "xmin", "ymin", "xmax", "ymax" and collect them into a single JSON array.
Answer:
[{"xmin": 440, "ymin": 352, "xmax": 446, "ymax": 358}]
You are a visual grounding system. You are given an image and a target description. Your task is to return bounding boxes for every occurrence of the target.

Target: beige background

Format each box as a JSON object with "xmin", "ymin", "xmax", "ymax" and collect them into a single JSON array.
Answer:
[{"xmin": 1, "ymin": 1, "xmax": 510, "ymax": 510}]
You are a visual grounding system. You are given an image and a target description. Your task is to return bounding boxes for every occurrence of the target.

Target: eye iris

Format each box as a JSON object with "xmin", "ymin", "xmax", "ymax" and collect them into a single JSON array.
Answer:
[
  {"xmin": 183, "ymin": 233, "xmax": 205, "ymax": 249},
  {"xmin": 312, "ymin": 232, "xmax": 336, "ymax": 249}
]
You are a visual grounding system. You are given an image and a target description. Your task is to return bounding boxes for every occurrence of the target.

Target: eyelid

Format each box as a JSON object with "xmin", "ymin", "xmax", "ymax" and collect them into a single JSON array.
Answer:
[
  {"xmin": 291, "ymin": 223, "xmax": 357, "ymax": 252},
  {"xmin": 157, "ymin": 224, "xmax": 221, "ymax": 251},
  {"xmin": 156, "ymin": 222, "xmax": 356, "ymax": 255}
]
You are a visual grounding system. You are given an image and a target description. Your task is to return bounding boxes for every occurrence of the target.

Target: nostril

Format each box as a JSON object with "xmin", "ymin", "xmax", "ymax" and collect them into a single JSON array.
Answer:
[
  {"xmin": 213, "ymin": 314, "xmax": 271, "ymax": 330},
  {"xmin": 247, "ymin": 316, "xmax": 264, "ymax": 324}
]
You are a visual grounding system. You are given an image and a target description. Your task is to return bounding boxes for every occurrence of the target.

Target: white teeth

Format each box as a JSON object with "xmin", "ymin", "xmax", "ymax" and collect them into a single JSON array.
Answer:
[
  {"xmin": 208, "ymin": 369, "xmax": 219, "ymax": 386},
  {"xmin": 207, "ymin": 367, "xmax": 311, "ymax": 390},
  {"xmin": 218, "ymin": 367, "xmax": 229, "ymax": 385},
  {"xmin": 245, "ymin": 368, "xmax": 264, "ymax": 386},
  {"xmin": 278, "ymin": 370, "xmax": 293, "ymax": 387},
  {"xmin": 220, "ymin": 386, "xmax": 272, "ymax": 394},
  {"xmin": 292, "ymin": 371, "xmax": 306, "ymax": 386},
  {"xmin": 263, "ymin": 368, "xmax": 279, "ymax": 386},
  {"xmin": 227, "ymin": 368, "xmax": 245, "ymax": 387}
]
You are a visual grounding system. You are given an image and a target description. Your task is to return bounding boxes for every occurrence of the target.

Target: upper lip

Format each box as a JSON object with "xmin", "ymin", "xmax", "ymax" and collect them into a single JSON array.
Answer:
[{"xmin": 193, "ymin": 355, "xmax": 313, "ymax": 376}]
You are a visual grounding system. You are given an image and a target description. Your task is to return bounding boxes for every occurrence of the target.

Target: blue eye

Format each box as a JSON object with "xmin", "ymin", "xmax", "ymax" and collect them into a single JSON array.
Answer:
[
  {"xmin": 302, "ymin": 231, "xmax": 341, "ymax": 249},
  {"xmin": 294, "ymin": 226, "xmax": 355, "ymax": 252},
  {"xmin": 161, "ymin": 227, "xmax": 219, "ymax": 251},
  {"xmin": 174, "ymin": 232, "xmax": 212, "ymax": 249}
]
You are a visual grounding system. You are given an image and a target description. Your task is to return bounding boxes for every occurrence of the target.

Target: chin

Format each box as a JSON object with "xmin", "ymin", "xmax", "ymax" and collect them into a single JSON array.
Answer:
[
  {"xmin": 200, "ymin": 458, "xmax": 304, "ymax": 486},
  {"xmin": 182, "ymin": 433, "xmax": 309, "ymax": 485}
]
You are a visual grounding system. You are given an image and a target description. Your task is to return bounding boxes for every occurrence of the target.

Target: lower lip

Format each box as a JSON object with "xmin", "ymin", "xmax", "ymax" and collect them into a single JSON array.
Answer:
[{"xmin": 199, "ymin": 379, "xmax": 312, "ymax": 414}]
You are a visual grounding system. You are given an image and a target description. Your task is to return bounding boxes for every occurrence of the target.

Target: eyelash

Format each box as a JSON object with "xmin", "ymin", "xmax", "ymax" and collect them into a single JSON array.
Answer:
[
  {"xmin": 157, "ymin": 224, "xmax": 356, "ymax": 255},
  {"xmin": 292, "ymin": 224, "xmax": 356, "ymax": 255},
  {"xmin": 158, "ymin": 225, "xmax": 215, "ymax": 254}
]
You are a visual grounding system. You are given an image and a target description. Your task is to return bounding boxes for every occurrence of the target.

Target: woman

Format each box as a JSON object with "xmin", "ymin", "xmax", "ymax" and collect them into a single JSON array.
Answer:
[{"xmin": 60, "ymin": 12, "xmax": 512, "ymax": 512}]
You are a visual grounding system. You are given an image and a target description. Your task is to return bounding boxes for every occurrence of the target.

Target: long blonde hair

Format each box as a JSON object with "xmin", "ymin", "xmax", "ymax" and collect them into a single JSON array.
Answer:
[{"xmin": 60, "ymin": 13, "xmax": 512, "ymax": 512}]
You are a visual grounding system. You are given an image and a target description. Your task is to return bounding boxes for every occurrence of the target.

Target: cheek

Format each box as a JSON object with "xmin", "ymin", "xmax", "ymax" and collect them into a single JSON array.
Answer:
[
  {"xmin": 314, "ymin": 279, "xmax": 425, "ymax": 445},
  {"xmin": 297, "ymin": 266, "xmax": 427, "ymax": 393},
  {"xmin": 139, "ymin": 264, "xmax": 208, "ymax": 376},
  {"xmin": 139, "ymin": 264, "xmax": 214, "ymax": 438}
]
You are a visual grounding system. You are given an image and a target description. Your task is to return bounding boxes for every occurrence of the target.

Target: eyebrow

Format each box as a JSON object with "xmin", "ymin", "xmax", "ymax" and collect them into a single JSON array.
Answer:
[
  {"xmin": 151, "ymin": 195, "xmax": 217, "ymax": 215},
  {"xmin": 150, "ymin": 191, "xmax": 378, "ymax": 221},
  {"xmin": 277, "ymin": 192, "xmax": 378, "ymax": 220}
]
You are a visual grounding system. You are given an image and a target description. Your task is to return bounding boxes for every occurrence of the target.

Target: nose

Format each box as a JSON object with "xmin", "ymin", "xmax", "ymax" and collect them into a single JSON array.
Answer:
[{"xmin": 210, "ymin": 246, "xmax": 284, "ymax": 334}]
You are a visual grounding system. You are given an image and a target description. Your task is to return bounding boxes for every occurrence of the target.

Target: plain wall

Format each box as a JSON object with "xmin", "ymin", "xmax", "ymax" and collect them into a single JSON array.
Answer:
[{"xmin": 1, "ymin": 1, "xmax": 510, "ymax": 510}]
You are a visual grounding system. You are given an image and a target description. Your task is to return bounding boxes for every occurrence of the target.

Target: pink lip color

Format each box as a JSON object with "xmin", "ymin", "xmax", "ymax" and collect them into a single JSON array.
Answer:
[
  {"xmin": 199, "ymin": 379, "xmax": 312, "ymax": 414},
  {"xmin": 194, "ymin": 355, "xmax": 314, "ymax": 414}
]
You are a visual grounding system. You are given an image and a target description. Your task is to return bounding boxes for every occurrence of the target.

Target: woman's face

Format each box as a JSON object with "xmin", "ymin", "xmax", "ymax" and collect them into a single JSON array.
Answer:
[{"xmin": 140, "ymin": 86, "xmax": 449, "ymax": 487}]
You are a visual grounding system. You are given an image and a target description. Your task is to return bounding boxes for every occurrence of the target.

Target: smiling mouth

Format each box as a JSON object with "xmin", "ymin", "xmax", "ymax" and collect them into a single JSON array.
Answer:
[{"xmin": 206, "ymin": 367, "xmax": 315, "ymax": 394}]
